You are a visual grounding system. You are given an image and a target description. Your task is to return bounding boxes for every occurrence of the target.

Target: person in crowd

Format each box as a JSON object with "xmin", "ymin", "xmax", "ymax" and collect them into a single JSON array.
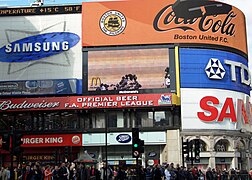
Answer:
[
  {"xmin": 198, "ymin": 169, "xmax": 205, "ymax": 180},
  {"xmin": 44, "ymin": 165, "xmax": 53, "ymax": 180},
  {"xmin": 0, "ymin": 167, "xmax": 8, "ymax": 180},
  {"xmin": 177, "ymin": 166, "xmax": 187, "ymax": 180},
  {"xmin": 89, "ymin": 165, "xmax": 97, "ymax": 180},
  {"xmin": 115, "ymin": 167, "xmax": 125, "ymax": 180},
  {"xmin": 145, "ymin": 166, "xmax": 153, "ymax": 180},
  {"xmin": 169, "ymin": 163, "xmax": 177, "ymax": 180},
  {"xmin": 186, "ymin": 167, "xmax": 194, "ymax": 180},
  {"xmin": 52, "ymin": 165, "xmax": 60, "ymax": 180},
  {"xmin": 164, "ymin": 164, "xmax": 171, "ymax": 180},
  {"xmin": 100, "ymin": 162, "xmax": 113, "ymax": 180},
  {"xmin": 58, "ymin": 163, "xmax": 68, "ymax": 180},
  {"xmin": 192, "ymin": 166, "xmax": 199, "ymax": 180},
  {"xmin": 153, "ymin": 164, "xmax": 163, "ymax": 180},
  {"xmin": 206, "ymin": 167, "xmax": 214, "ymax": 180},
  {"xmin": 30, "ymin": 164, "xmax": 43, "ymax": 180}
]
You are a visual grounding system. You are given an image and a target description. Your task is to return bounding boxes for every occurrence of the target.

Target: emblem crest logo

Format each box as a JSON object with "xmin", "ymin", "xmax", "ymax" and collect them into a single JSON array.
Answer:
[{"xmin": 100, "ymin": 10, "xmax": 126, "ymax": 36}]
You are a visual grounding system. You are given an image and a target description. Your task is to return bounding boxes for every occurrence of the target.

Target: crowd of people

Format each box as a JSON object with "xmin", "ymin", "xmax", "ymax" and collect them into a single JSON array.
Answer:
[
  {"xmin": 95, "ymin": 74, "xmax": 142, "ymax": 92},
  {"xmin": 1, "ymin": 161, "xmax": 252, "ymax": 180}
]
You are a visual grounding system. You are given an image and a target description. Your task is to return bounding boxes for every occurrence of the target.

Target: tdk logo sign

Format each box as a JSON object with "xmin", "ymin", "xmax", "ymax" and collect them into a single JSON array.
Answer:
[
  {"xmin": 116, "ymin": 134, "xmax": 131, "ymax": 143},
  {"xmin": 0, "ymin": 32, "xmax": 80, "ymax": 62},
  {"xmin": 205, "ymin": 58, "xmax": 251, "ymax": 87}
]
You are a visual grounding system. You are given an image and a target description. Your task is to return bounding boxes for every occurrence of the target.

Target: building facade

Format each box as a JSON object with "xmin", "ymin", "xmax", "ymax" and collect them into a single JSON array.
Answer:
[{"xmin": 0, "ymin": 0, "xmax": 251, "ymax": 171}]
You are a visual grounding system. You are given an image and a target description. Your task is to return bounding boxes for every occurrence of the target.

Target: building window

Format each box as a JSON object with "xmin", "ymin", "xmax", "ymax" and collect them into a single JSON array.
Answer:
[
  {"xmin": 107, "ymin": 111, "xmax": 124, "ymax": 128},
  {"xmin": 215, "ymin": 139, "xmax": 230, "ymax": 152},
  {"xmin": 135, "ymin": 110, "xmax": 173, "ymax": 128},
  {"xmin": 91, "ymin": 112, "xmax": 105, "ymax": 128},
  {"xmin": 0, "ymin": 114, "xmax": 14, "ymax": 130},
  {"xmin": 15, "ymin": 113, "xmax": 33, "ymax": 131},
  {"xmin": 44, "ymin": 112, "xmax": 62, "ymax": 130}
]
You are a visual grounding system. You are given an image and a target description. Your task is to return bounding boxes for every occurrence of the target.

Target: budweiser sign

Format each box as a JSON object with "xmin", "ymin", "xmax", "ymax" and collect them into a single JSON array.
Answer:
[
  {"xmin": 0, "ymin": 100, "xmax": 60, "ymax": 111},
  {"xmin": 0, "ymin": 93, "xmax": 172, "ymax": 112}
]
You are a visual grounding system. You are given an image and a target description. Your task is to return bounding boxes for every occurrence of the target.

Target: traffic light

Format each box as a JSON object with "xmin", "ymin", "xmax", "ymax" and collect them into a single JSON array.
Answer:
[
  {"xmin": 194, "ymin": 139, "xmax": 200, "ymax": 163},
  {"xmin": 132, "ymin": 128, "xmax": 140, "ymax": 158},
  {"xmin": 64, "ymin": 146, "xmax": 69, "ymax": 158},
  {"xmin": 1, "ymin": 134, "xmax": 10, "ymax": 151},
  {"xmin": 12, "ymin": 134, "xmax": 23, "ymax": 155},
  {"xmin": 139, "ymin": 140, "xmax": 144, "ymax": 153},
  {"xmin": 182, "ymin": 139, "xmax": 190, "ymax": 161}
]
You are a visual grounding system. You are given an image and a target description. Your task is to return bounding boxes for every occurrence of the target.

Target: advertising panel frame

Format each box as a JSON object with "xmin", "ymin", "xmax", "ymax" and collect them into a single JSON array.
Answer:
[{"xmin": 0, "ymin": 5, "xmax": 82, "ymax": 96}]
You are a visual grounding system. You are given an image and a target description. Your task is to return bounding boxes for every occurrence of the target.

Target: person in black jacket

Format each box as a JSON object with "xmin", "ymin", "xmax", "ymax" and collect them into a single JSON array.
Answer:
[
  {"xmin": 52, "ymin": 165, "xmax": 60, "ymax": 180},
  {"xmin": 58, "ymin": 163, "xmax": 68, "ymax": 180},
  {"xmin": 206, "ymin": 167, "xmax": 214, "ymax": 180}
]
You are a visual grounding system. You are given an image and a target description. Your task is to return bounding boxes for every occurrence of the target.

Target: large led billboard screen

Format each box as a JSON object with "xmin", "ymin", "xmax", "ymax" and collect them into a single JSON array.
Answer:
[
  {"xmin": 179, "ymin": 48, "xmax": 250, "ymax": 95},
  {"xmin": 0, "ymin": 6, "xmax": 82, "ymax": 96},
  {"xmin": 86, "ymin": 48, "xmax": 174, "ymax": 95}
]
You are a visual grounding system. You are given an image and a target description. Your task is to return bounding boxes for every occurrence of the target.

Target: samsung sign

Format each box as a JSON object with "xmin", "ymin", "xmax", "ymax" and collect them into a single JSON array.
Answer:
[
  {"xmin": 0, "ymin": 32, "xmax": 80, "ymax": 62},
  {"xmin": 180, "ymin": 48, "xmax": 250, "ymax": 95}
]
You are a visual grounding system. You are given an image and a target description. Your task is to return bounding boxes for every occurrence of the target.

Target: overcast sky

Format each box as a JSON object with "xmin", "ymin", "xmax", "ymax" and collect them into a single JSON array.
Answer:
[
  {"xmin": 0, "ymin": 0, "xmax": 251, "ymax": 67},
  {"xmin": 221, "ymin": 0, "xmax": 251, "ymax": 67}
]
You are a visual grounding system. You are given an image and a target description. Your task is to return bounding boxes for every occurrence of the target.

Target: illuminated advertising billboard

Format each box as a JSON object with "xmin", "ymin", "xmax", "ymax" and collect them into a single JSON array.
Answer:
[
  {"xmin": 86, "ymin": 48, "xmax": 174, "ymax": 95},
  {"xmin": 181, "ymin": 88, "xmax": 251, "ymax": 131},
  {"xmin": 0, "ymin": 93, "xmax": 172, "ymax": 112},
  {"xmin": 82, "ymin": 0, "xmax": 248, "ymax": 55},
  {"xmin": 179, "ymin": 48, "xmax": 250, "ymax": 95},
  {"xmin": 21, "ymin": 134, "xmax": 82, "ymax": 147},
  {"xmin": 0, "ymin": 6, "xmax": 82, "ymax": 96}
]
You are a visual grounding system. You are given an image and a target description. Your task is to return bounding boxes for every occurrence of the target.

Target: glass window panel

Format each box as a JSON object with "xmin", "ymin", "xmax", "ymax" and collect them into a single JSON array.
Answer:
[
  {"xmin": 154, "ymin": 111, "xmax": 172, "ymax": 127},
  {"xmin": 15, "ymin": 112, "xmax": 33, "ymax": 131},
  {"xmin": 44, "ymin": 112, "xmax": 62, "ymax": 130},
  {"xmin": 92, "ymin": 112, "xmax": 105, "ymax": 128},
  {"xmin": 108, "ymin": 111, "xmax": 124, "ymax": 128},
  {"xmin": 0, "ymin": 114, "xmax": 14, "ymax": 130}
]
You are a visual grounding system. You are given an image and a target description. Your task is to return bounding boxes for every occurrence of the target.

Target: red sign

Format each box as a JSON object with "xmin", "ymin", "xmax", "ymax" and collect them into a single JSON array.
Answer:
[
  {"xmin": 197, "ymin": 96, "xmax": 250, "ymax": 124},
  {"xmin": 21, "ymin": 134, "xmax": 82, "ymax": 147},
  {"xmin": 0, "ymin": 93, "xmax": 172, "ymax": 112}
]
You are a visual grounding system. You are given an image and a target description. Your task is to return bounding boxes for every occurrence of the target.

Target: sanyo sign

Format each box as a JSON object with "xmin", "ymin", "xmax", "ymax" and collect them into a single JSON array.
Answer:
[
  {"xmin": 181, "ymin": 89, "xmax": 251, "ymax": 131},
  {"xmin": 197, "ymin": 95, "xmax": 251, "ymax": 125}
]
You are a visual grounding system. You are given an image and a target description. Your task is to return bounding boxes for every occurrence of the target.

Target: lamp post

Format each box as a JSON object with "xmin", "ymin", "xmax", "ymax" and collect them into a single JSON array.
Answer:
[{"xmin": 105, "ymin": 111, "xmax": 108, "ymax": 180}]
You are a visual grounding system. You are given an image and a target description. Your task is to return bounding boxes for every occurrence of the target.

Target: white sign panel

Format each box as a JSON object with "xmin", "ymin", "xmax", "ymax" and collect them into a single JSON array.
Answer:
[
  {"xmin": 82, "ymin": 131, "xmax": 166, "ymax": 146},
  {"xmin": 181, "ymin": 88, "xmax": 252, "ymax": 131},
  {"xmin": 0, "ymin": 14, "xmax": 82, "ymax": 81}
]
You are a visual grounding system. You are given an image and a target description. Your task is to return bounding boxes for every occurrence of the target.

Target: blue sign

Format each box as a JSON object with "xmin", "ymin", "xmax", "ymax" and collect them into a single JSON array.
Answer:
[
  {"xmin": 0, "ymin": 32, "xmax": 80, "ymax": 62},
  {"xmin": 0, "ymin": 79, "xmax": 82, "ymax": 96},
  {"xmin": 116, "ymin": 134, "xmax": 131, "ymax": 143},
  {"xmin": 148, "ymin": 152, "xmax": 157, "ymax": 157},
  {"xmin": 180, "ymin": 48, "xmax": 250, "ymax": 95}
]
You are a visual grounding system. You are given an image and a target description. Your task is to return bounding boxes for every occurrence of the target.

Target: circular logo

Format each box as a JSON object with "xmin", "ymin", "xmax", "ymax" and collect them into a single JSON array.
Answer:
[
  {"xmin": 72, "ymin": 135, "xmax": 80, "ymax": 144},
  {"xmin": 100, "ymin": 10, "xmax": 126, "ymax": 36},
  {"xmin": 147, "ymin": 160, "xmax": 154, "ymax": 166}
]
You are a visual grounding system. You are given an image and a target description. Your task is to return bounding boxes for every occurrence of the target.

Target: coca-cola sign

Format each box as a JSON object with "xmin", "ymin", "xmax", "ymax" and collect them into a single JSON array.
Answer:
[
  {"xmin": 153, "ymin": 1, "xmax": 235, "ymax": 36},
  {"xmin": 82, "ymin": 0, "xmax": 247, "ymax": 54}
]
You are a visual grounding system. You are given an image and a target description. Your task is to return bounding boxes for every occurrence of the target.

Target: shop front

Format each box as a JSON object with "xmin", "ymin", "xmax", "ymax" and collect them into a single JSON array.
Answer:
[{"xmin": 82, "ymin": 131, "xmax": 167, "ymax": 168}]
